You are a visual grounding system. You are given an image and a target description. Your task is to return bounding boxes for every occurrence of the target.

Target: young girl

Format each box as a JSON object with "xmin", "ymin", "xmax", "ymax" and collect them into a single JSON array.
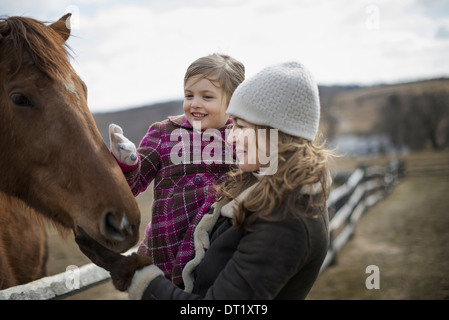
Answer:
[
  {"xmin": 77, "ymin": 61, "xmax": 334, "ymax": 299},
  {"xmin": 109, "ymin": 53, "xmax": 245, "ymax": 287}
]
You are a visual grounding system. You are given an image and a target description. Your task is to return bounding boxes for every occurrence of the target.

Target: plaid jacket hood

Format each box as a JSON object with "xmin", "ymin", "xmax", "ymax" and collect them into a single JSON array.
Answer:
[{"xmin": 123, "ymin": 114, "xmax": 235, "ymax": 285}]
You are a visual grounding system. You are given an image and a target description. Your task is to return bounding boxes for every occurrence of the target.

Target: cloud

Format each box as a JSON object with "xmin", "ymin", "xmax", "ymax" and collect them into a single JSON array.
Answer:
[
  {"xmin": 2, "ymin": 0, "xmax": 449, "ymax": 112},
  {"xmin": 435, "ymin": 25, "xmax": 449, "ymax": 38},
  {"xmin": 71, "ymin": 0, "xmax": 366, "ymax": 110}
]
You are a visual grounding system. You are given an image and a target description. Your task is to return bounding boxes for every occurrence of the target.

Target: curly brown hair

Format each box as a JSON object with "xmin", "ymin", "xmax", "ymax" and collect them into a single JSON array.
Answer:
[{"xmin": 218, "ymin": 127, "xmax": 334, "ymax": 230}]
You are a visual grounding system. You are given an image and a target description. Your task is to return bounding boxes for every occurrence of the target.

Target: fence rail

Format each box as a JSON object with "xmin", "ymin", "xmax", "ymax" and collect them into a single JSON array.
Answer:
[
  {"xmin": 320, "ymin": 160, "xmax": 405, "ymax": 272},
  {"xmin": 0, "ymin": 161, "xmax": 405, "ymax": 300}
]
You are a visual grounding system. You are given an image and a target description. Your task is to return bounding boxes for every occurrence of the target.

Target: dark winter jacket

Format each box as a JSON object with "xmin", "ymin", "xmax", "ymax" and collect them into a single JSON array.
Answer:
[{"xmin": 127, "ymin": 182, "xmax": 330, "ymax": 300}]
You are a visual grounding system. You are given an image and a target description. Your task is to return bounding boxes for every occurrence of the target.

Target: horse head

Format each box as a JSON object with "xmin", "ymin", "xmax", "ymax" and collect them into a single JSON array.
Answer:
[{"xmin": 0, "ymin": 14, "xmax": 140, "ymax": 253}]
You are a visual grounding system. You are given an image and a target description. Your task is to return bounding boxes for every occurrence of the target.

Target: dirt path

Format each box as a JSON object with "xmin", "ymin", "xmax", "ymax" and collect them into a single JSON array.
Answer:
[{"xmin": 308, "ymin": 152, "xmax": 449, "ymax": 299}]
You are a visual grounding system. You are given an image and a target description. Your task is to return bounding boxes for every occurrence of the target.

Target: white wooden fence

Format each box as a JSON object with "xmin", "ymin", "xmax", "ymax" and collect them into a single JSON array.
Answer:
[{"xmin": 0, "ymin": 161, "xmax": 405, "ymax": 300}]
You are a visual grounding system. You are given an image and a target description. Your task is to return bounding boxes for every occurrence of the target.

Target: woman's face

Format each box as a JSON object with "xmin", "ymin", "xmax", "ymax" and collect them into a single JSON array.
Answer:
[{"xmin": 227, "ymin": 117, "xmax": 264, "ymax": 172}]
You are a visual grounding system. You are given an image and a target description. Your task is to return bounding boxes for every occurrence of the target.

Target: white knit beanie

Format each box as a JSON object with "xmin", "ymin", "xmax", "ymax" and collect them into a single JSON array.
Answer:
[{"xmin": 227, "ymin": 61, "xmax": 320, "ymax": 141}]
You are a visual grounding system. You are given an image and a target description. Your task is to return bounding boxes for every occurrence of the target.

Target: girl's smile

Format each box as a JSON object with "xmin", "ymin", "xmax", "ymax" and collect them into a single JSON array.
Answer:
[{"xmin": 191, "ymin": 112, "xmax": 207, "ymax": 121}]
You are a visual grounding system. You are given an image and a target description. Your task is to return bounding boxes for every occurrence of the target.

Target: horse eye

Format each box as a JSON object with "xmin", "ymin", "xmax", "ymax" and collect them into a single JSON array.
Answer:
[{"xmin": 10, "ymin": 93, "xmax": 34, "ymax": 108}]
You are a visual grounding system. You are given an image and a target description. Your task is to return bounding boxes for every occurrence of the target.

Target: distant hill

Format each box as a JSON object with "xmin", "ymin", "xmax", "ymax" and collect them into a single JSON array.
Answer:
[
  {"xmin": 319, "ymin": 78, "xmax": 449, "ymax": 151},
  {"xmin": 93, "ymin": 78, "xmax": 449, "ymax": 152},
  {"xmin": 93, "ymin": 100, "xmax": 183, "ymax": 146}
]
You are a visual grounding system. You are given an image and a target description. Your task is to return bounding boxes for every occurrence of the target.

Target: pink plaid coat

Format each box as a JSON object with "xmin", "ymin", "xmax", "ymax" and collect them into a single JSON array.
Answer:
[{"xmin": 120, "ymin": 114, "xmax": 235, "ymax": 286}]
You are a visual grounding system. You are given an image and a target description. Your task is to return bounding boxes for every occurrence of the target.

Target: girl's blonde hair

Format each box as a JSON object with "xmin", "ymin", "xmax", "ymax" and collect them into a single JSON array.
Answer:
[
  {"xmin": 184, "ymin": 53, "xmax": 245, "ymax": 104},
  {"xmin": 218, "ymin": 127, "xmax": 334, "ymax": 230}
]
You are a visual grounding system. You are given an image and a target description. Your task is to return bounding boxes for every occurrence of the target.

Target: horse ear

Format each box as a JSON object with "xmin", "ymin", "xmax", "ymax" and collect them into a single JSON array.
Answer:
[{"xmin": 50, "ymin": 13, "xmax": 71, "ymax": 42}]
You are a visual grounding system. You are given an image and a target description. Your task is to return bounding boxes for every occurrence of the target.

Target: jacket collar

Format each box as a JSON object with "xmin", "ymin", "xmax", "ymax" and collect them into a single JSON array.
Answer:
[
  {"xmin": 220, "ymin": 169, "xmax": 332, "ymax": 218},
  {"xmin": 168, "ymin": 114, "xmax": 233, "ymax": 130},
  {"xmin": 220, "ymin": 180, "xmax": 259, "ymax": 218},
  {"xmin": 168, "ymin": 114, "xmax": 192, "ymax": 128}
]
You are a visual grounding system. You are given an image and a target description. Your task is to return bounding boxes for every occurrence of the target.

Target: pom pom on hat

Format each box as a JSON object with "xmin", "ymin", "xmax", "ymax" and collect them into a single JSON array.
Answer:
[{"xmin": 227, "ymin": 61, "xmax": 320, "ymax": 141}]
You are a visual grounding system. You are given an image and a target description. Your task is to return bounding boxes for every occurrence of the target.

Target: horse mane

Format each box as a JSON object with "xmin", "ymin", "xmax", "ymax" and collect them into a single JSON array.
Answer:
[{"xmin": 0, "ymin": 16, "xmax": 73, "ymax": 80}]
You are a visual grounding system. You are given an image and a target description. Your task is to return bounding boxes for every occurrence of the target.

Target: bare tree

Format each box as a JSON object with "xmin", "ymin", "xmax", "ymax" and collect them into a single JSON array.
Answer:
[
  {"xmin": 409, "ymin": 93, "xmax": 449, "ymax": 150},
  {"xmin": 378, "ymin": 92, "xmax": 449, "ymax": 150}
]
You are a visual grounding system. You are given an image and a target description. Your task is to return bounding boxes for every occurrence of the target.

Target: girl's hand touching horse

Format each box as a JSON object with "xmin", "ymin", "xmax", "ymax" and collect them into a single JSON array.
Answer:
[
  {"xmin": 75, "ymin": 227, "xmax": 152, "ymax": 291},
  {"xmin": 109, "ymin": 124, "xmax": 139, "ymax": 166}
]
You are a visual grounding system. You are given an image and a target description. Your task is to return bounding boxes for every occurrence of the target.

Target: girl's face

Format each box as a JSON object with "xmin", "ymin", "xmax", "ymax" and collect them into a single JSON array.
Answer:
[
  {"xmin": 227, "ymin": 118, "xmax": 263, "ymax": 172},
  {"xmin": 183, "ymin": 76, "xmax": 229, "ymax": 130}
]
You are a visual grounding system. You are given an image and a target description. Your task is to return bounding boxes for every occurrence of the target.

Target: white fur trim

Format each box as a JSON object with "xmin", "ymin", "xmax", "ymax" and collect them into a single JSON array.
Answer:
[
  {"xmin": 221, "ymin": 182, "xmax": 259, "ymax": 218},
  {"xmin": 182, "ymin": 203, "xmax": 224, "ymax": 292},
  {"xmin": 301, "ymin": 169, "xmax": 332, "ymax": 195},
  {"xmin": 220, "ymin": 200, "xmax": 235, "ymax": 218},
  {"xmin": 128, "ymin": 264, "xmax": 164, "ymax": 300},
  {"xmin": 182, "ymin": 181, "xmax": 260, "ymax": 292}
]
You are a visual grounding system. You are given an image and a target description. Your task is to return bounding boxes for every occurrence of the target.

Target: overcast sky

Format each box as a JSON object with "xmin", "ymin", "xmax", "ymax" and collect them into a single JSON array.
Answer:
[{"xmin": 1, "ymin": 0, "xmax": 449, "ymax": 112}]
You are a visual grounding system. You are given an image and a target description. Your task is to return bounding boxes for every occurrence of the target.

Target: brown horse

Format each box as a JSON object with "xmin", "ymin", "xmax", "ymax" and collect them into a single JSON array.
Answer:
[
  {"xmin": 0, "ymin": 194, "xmax": 48, "ymax": 289},
  {"xmin": 0, "ymin": 14, "xmax": 141, "ymax": 289}
]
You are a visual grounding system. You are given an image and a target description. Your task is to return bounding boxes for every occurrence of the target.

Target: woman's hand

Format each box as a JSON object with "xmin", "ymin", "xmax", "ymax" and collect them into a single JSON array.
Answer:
[{"xmin": 75, "ymin": 227, "xmax": 152, "ymax": 291}]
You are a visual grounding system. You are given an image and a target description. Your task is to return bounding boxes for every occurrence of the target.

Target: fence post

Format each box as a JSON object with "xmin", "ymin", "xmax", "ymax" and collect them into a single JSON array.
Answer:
[{"xmin": 320, "ymin": 161, "xmax": 404, "ymax": 274}]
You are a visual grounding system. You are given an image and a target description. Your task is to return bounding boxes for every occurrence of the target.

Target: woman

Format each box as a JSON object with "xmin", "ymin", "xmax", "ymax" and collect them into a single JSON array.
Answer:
[{"xmin": 76, "ymin": 61, "xmax": 334, "ymax": 300}]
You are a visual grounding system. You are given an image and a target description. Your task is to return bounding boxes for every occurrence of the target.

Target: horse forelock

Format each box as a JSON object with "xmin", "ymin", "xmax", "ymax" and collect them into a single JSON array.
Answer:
[{"xmin": 0, "ymin": 16, "xmax": 74, "ymax": 81}]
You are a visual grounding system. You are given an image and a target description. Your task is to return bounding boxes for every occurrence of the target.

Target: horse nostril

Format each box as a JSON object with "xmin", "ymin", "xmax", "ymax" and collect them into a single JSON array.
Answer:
[
  {"xmin": 103, "ymin": 212, "xmax": 132, "ymax": 241},
  {"xmin": 120, "ymin": 216, "xmax": 133, "ymax": 235}
]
